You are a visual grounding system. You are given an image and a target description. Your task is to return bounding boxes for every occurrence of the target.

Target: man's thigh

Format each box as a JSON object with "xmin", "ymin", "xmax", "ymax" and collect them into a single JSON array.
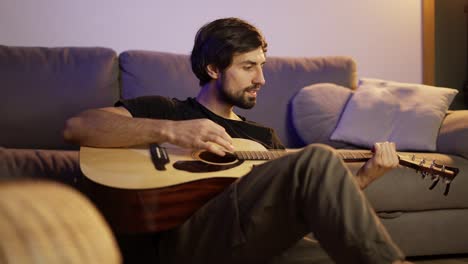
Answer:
[{"xmin": 157, "ymin": 153, "xmax": 311, "ymax": 263}]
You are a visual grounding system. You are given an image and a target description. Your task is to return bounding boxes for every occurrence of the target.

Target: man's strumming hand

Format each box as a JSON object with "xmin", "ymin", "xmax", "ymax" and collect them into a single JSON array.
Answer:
[{"xmin": 163, "ymin": 119, "xmax": 235, "ymax": 156}]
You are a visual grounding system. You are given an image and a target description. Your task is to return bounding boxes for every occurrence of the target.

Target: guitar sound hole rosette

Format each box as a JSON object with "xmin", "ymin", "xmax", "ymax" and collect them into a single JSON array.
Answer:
[{"xmin": 193, "ymin": 150, "xmax": 238, "ymax": 165}]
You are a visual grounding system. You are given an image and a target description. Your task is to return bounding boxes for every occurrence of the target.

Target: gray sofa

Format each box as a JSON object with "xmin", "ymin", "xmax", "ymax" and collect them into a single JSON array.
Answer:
[{"xmin": 1, "ymin": 45, "xmax": 468, "ymax": 258}]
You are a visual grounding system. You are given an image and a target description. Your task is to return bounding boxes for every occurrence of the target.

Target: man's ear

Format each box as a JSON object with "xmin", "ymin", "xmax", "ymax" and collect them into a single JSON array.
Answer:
[{"xmin": 206, "ymin": 64, "xmax": 220, "ymax": 79}]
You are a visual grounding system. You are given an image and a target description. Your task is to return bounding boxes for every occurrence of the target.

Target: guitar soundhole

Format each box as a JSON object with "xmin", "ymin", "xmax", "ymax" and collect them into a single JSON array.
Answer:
[{"xmin": 198, "ymin": 151, "xmax": 237, "ymax": 165}]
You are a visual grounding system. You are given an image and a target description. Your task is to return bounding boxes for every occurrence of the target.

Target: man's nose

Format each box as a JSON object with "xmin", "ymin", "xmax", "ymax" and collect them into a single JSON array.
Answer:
[{"xmin": 254, "ymin": 68, "xmax": 266, "ymax": 86}]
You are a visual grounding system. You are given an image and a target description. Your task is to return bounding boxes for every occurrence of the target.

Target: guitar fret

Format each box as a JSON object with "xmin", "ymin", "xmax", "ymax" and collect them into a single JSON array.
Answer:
[
  {"xmin": 234, "ymin": 150, "xmax": 288, "ymax": 160},
  {"xmin": 255, "ymin": 151, "xmax": 264, "ymax": 160},
  {"xmin": 269, "ymin": 151, "xmax": 277, "ymax": 159},
  {"xmin": 266, "ymin": 151, "xmax": 276, "ymax": 160},
  {"xmin": 274, "ymin": 151, "xmax": 284, "ymax": 159},
  {"xmin": 265, "ymin": 152, "xmax": 273, "ymax": 159},
  {"xmin": 241, "ymin": 152, "xmax": 248, "ymax": 160},
  {"xmin": 253, "ymin": 152, "xmax": 259, "ymax": 160},
  {"xmin": 339, "ymin": 152, "xmax": 372, "ymax": 161},
  {"xmin": 252, "ymin": 151, "xmax": 258, "ymax": 160}
]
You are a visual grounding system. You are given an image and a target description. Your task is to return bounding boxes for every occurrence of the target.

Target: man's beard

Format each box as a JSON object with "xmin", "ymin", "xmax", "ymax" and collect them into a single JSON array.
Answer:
[{"xmin": 219, "ymin": 85, "xmax": 258, "ymax": 109}]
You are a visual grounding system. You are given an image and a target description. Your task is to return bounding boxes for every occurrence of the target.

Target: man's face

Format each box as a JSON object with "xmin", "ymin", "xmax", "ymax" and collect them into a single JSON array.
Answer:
[{"xmin": 217, "ymin": 47, "xmax": 266, "ymax": 109}]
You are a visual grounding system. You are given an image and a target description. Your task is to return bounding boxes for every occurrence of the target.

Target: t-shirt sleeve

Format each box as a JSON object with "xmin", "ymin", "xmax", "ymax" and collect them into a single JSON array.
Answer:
[
  {"xmin": 115, "ymin": 96, "xmax": 178, "ymax": 119},
  {"xmin": 269, "ymin": 128, "xmax": 286, "ymax": 149}
]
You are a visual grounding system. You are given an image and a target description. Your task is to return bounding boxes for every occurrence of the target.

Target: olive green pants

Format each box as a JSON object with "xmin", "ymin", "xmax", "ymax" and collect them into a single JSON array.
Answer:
[{"xmin": 157, "ymin": 144, "xmax": 405, "ymax": 263}]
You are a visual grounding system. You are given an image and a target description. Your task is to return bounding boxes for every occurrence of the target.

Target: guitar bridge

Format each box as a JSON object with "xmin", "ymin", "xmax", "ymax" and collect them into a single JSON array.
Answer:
[{"xmin": 150, "ymin": 144, "xmax": 170, "ymax": 171}]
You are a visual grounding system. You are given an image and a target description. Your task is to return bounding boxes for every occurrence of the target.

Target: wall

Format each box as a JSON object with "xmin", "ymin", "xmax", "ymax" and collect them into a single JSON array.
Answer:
[{"xmin": 0, "ymin": 0, "xmax": 422, "ymax": 83}]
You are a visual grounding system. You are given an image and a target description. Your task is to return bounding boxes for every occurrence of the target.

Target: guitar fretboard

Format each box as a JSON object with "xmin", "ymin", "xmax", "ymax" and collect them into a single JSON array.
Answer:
[
  {"xmin": 234, "ymin": 150, "xmax": 374, "ymax": 162},
  {"xmin": 234, "ymin": 150, "xmax": 286, "ymax": 160},
  {"xmin": 339, "ymin": 152, "xmax": 373, "ymax": 162},
  {"xmin": 231, "ymin": 149, "xmax": 457, "ymax": 184}
]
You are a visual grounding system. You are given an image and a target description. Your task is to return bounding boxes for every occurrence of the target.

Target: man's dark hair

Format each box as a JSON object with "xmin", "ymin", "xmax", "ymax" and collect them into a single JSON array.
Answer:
[{"xmin": 190, "ymin": 17, "xmax": 268, "ymax": 86}]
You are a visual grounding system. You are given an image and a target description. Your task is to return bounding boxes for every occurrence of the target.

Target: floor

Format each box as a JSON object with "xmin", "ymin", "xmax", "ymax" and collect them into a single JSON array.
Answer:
[
  {"xmin": 271, "ymin": 238, "xmax": 468, "ymax": 264},
  {"xmin": 410, "ymin": 255, "xmax": 468, "ymax": 263}
]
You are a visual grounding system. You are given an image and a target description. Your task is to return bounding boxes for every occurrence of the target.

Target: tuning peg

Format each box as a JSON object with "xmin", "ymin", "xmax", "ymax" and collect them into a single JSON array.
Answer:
[
  {"xmin": 444, "ymin": 183, "xmax": 451, "ymax": 196},
  {"xmin": 419, "ymin": 158, "xmax": 426, "ymax": 165},
  {"xmin": 429, "ymin": 175, "xmax": 440, "ymax": 190},
  {"xmin": 417, "ymin": 158, "xmax": 427, "ymax": 176}
]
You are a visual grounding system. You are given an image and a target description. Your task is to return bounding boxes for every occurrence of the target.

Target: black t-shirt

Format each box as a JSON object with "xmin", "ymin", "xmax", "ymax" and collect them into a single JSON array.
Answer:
[{"xmin": 116, "ymin": 96, "xmax": 285, "ymax": 150}]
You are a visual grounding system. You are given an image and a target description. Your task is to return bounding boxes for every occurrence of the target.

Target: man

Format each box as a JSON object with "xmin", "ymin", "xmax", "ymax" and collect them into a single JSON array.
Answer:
[{"xmin": 64, "ymin": 17, "xmax": 411, "ymax": 263}]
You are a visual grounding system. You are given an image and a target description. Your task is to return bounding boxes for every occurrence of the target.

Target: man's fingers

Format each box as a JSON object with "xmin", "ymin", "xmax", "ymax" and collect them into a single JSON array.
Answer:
[
  {"xmin": 211, "ymin": 124, "xmax": 233, "ymax": 145},
  {"xmin": 168, "ymin": 119, "xmax": 234, "ymax": 156},
  {"xmin": 373, "ymin": 142, "xmax": 383, "ymax": 160},
  {"xmin": 197, "ymin": 141, "xmax": 227, "ymax": 156},
  {"xmin": 200, "ymin": 120, "xmax": 234, "ymax": 153},
  {"xmin": 389, "ymin": 142, "xmax": 399, "ymax": 166},
  {"xmin": 374, "ymin": 141, "xmax": 399, "ymax": 168},
  {"xmin": 207, "ymin": 134, "xmax": 234, "ymax": 152},
  {"xmin": 383, "ymin": 142, "xmax": 398, "ymax": 166}
]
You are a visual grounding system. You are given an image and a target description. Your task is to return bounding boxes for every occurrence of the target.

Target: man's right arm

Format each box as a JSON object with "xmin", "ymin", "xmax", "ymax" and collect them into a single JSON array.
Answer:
[{"xmin": 63, "ymin": 107, "xmax": 234, "ymax": 156}]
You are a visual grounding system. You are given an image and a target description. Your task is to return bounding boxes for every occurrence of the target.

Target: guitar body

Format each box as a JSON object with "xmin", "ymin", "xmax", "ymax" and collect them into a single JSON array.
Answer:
[
  {"xmin": 80, "ymin": 138, "xmax": 269, "ymax": 234},
  {"xmin": 80, "ymin": 138, "xmax": 267, "ymax": 190},
  {"xmin": 80, "ymin": 138, "xmax": 458, "ymax": 234}
]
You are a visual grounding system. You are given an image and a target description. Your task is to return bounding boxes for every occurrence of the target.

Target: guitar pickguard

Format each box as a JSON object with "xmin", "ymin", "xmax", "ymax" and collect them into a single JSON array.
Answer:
[{"xmin": 173, "ymin": 160, "xmax": 244, "ymax": 173}]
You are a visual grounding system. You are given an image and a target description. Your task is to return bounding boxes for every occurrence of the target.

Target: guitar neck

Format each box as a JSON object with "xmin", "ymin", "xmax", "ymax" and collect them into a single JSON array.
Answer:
[
  {"xmin": 338, "ymin": 151, "xmax": 373, "ymax": 162},
  {"xmin": 234, "ymin": 149, "xmax": 374, "ymax": 162},
  {"xmin": 233, "ymin": 149, "xmax": 457, "ymax": 181},
  {"xmin": 234, "ymin": 150, "xmax": 286, "ymax": 160}
]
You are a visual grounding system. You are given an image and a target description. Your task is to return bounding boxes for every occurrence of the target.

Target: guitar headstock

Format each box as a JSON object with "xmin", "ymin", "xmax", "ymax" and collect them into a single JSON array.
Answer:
[{"xmin": 398, "ymin": 155, "xmax": 459, "ymax": 196}]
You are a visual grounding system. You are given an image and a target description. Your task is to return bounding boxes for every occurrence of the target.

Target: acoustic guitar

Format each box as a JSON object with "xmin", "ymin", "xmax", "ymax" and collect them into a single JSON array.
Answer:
[{"xmin": 80, "ymin": 138, "xmax": 459, "ymax": 234}]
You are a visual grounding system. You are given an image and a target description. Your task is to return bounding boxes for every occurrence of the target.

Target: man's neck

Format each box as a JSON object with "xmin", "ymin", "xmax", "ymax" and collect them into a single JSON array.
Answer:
[{"xmin": 196, "ymin": 84, "xmax": 241, "ymax": 121}]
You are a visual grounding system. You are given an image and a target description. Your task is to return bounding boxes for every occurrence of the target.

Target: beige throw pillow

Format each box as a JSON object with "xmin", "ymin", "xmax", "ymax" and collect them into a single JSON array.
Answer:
[{"xmin": 330, "ymin": 78, "xmax": 458, "ymax": 151}]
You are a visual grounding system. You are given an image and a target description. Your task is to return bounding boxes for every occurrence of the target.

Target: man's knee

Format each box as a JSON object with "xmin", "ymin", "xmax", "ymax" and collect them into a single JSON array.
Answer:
[
  {"xmin": 300, "ymin": 143, "xmax": 338, "ymax": 161},
  {"xmin": 293, "ymin": 143, "xmax": 345, "ymax": 178}
]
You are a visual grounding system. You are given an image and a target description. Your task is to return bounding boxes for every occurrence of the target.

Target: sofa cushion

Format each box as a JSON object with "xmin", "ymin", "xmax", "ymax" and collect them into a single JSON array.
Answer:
[
  {"xmin": 380, "ymin": 209, "xmax": 468, "ymax": 256},
  {"xmin": 120, "ymin": 51, "xmax": 358, "ymax": 147},
  {"xmin": 291, "ymin": 83, "xmax": 353, "ymax": 148},
  {"xmin": 0, "ymin": 46, "xmax": 119, "ymax": 149},
  {"xmin": 119, "ymin": 50, "xmax": 200, "ymax": 100},
  {"xmin": 330, "ymin": 79, "xmax": 458, "ymax": 151},
  {"xmin": 239, "ymin": 56, "xmax": 358, "ymax": 148}
]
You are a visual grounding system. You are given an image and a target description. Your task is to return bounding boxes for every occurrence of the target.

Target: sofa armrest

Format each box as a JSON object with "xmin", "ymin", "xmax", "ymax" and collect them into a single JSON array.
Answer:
[
  {"xmin": 0, "ymin": 147, "xmax": 82, "ymax": 186},
  {"xmin": 437, "ymin": 110, "xmax": 468, "ymax": 159}
]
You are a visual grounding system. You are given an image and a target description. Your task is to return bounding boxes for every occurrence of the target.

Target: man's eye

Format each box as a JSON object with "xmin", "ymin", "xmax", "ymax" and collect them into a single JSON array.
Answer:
[{"xmin": 243, "ymin": 66, "xmax": 253, "ymax": 71}]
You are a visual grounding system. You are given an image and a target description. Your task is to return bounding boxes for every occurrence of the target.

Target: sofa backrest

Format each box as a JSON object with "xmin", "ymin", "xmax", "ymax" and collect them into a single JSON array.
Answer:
[
  {"xmin": 0, "ymin": 46, "xmax": 357, "ymax": 150},
  {"xmin": 0, "ymin": 46, "xmax": 119, "ymax": 150},
  {"xmin": 120, "ymin": 50, "xmax": 357, "ymax": 147}
]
